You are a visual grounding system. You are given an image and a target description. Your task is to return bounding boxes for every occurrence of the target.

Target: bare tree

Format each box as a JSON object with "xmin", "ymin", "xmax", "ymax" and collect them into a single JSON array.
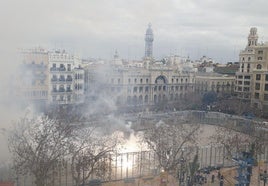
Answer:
[
  {"xmin": 70, "ymin": 128, "xmax": 121, "ymax": 186},
  {"xmin": 141, "ymin": 121, "xmax": 200, "ymax": 172},
  {"xmin": 8, "ymin": 115, "xmax": 74, "ymax": 186},
  {"xmin": 210, "ymin": 125, "xmax": 251, "ymax": 159},
  {"xmin": 210, "ymin": 124, "xmax": 268, "ymax": 159}
]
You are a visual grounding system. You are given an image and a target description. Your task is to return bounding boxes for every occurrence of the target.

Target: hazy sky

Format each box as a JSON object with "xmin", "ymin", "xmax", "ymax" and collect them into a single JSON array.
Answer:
[{"xmin": 1, "ymin": 0, "xmax": 268, "ymax": 63}]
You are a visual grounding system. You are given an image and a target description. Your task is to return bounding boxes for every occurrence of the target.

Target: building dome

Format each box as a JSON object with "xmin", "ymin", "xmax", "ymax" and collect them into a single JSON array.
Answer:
[{"xmin": 250, "ymin": 27, "xmax": 257, "ymax": 35}]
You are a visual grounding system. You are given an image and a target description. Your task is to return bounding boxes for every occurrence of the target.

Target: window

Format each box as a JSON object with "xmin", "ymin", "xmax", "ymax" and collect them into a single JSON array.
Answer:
[
  {"xmin": 245, "ymin": 76, "xmax": 250, "ymax": 79},
  {"xmin": 139, "ymin": 87, "xmax": 143, "ymax": 93},
  {"xmin": 258, "ymin": 50, "xmax": 263, "ymax": 54},
  {"xmin": 134, "ymin": 79, "xmax": 137, "ymax": 83},
  {"xmin": 266, "ymin": 75, "xmax": 268, "ymax": 81},
  {"xmin": 244, "ymin": 87, "xmax": 249, "ymax": 91},
  {"xmin": 66, "ymin": 85, "xmax": 71, "ymax": 92},
  {"xmin": 133, "ymin": 87, "xmax": 137, "ymax": 93},
  {"xmin": 255, "ymin": 93, "xmax": 259, "ymax": 99},
  {"xmin": 145, "ymin": 86, "xmax": 149, "ymax": 92},
  {"xmin": 244, "ymin": 81, "xmax": 250, "ymax": 85},
  {"xmin": 238, "ymin": 81, "xmax": 242, "ymax": 85},
  {"xmin": 265, "ymin": 84, "xmax": 268, "ymax": 91},
  {"xmin": 140, "ymin": 79, "xmax": 143, "ymax": 84},
  {"xmin": 248, "ymin": 57, "xmax": 251, "ymax": 61},
  {"xmin": 264, "ymin": 94, "xmax": 268, "ymax": 101},
  {"xmin": 127, "ymin": 87, "xmax": 131, "ymax": 93},
  {"xmin": 128, "ymin": 78, "xmax": 131, "ymax": 84},
  {"xmin": 257, "ymin": 64, "xmax": 262, "ymax": 69},
  {"xmin": 255, "ymin": 83, "xmax": 260, "ymax": 90},
  {"xmin": 118, "ymin": 78, "xmax": 120, "ymax": 84},
  {"xmin": 258, "ymin": 57, "xmax": 263, "ymax": 60},
  {"xmin": 67, "ymin": 64, "xmax": 71, "ymax": 71},
  {"xmin": 256, "ymin": 74, "xmax": 261, "ymax": 80},
  {"xmin": 238, "ymin": 75, "xmax": 243, "ymax": 79},
  {"xmin": 146, "ymin": 78, "xmax": 149, "ymax": 83}
]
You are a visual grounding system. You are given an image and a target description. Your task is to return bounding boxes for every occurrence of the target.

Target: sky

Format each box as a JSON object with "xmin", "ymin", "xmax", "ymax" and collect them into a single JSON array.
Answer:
[{"xmin": 1, "ymin": 0, "xmax": 268, "ymax": 64}]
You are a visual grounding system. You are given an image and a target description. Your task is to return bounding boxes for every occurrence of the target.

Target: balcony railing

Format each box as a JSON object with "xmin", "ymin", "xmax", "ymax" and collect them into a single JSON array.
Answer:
[{"xmin": 50, "ymin": 67, "xmax": 67, "ymax": 72}]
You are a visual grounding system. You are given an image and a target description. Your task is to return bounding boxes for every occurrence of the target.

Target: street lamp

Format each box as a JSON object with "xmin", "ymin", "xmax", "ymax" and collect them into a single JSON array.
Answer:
[{"xmin": 179, "ymin": 148, "xmax": 186, "ymax": 186}]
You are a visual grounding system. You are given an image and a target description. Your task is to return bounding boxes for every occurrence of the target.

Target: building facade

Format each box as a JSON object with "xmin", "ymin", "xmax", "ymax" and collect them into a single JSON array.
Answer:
[
  {"xmin": 17, "ymin": 48, "xmax": 49, "ymax": 110},
  {"xmin": 84, "ymin": 62, "xmax": 195, "ymax": 108},
  {"xmin": 195, "ymin": 72, "xmax": 235, "ymax": 95},
  {"xmin": 48, "ymin": 50, "xmax": 84, "ymax": 105},
  {"xmin": 235, "ymin": 28, "xmax": 257, "ymax": 100},
  {"xmin": 235, "ymin": 27, "xmax": 268, "ymax": 115}
]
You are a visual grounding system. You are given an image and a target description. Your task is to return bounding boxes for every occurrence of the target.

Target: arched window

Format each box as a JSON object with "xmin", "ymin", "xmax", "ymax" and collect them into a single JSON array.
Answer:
[
  {"xmin": 257, "ymin": 64, "xmax": 262, "ymax": 69},
  {"xmin": 127, "ymin": 96, "xmax": 131, "ymax": 104},
  {"xmin": 139, "ymin": 95, "xmax": 143, "ymax": 104},
  {"xmin": 145, "ymin": 95, "xmax": 149, "ymax": 103},
  {"xmin": 158, "ymin": 95, "xmax": 161, "ymax": 102},
  {"xmin": 133, "ymin": 95, "xmax": 137, "ymax": 105},
  {"xmin": 170, "ymin": 94, "xmax": 173, "ymax": 101},
  {"xmin": 154, "ymin": 95, "xmax": 157, "ymax": 103}
]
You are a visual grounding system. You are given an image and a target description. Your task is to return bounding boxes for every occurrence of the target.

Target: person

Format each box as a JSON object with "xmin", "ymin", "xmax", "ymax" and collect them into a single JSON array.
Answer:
[
  {"xmin": 211, "ymin": 174, "xmax": 215, "ymax": 183},
  {"xmin": 220, "ymin": 175, "xmax": 224, "ymax": 186},
  {"xmin": 217, "ymin": 171, "xmax": 221, "ymax": 180}
]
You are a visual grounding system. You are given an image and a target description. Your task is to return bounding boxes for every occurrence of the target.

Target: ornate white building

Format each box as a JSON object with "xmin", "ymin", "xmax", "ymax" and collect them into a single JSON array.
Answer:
[
  {"xmin": 235, "ymin": 27, "xmax": 268, "ymax": 115},
  {"xmin": 49, "ymin": 50, "xmax": 84, "ymax": 105}
]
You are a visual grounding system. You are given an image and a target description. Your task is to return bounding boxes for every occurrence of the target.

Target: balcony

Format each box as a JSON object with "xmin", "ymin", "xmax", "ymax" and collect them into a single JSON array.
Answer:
[
  {"xmin": 50, "ymin": 67, "xmax": 68, "ymax": 72},
  {"xmin": 59, "ymin": 67, "xmax": 66, "ymax": 71},
  {"xmin": 50, "ymin": 67, "xmax": 57, "ymax": 71},
  {"xmin": 51, "ymin": 78, "xmax": 58, "ymax": 82}
]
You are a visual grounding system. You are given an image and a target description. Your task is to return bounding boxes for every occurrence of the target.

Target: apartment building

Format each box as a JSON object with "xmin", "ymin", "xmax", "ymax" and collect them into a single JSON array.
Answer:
[{"xmin": 235, "ymin": 27, "xmax": 268, "ymax": 116}]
